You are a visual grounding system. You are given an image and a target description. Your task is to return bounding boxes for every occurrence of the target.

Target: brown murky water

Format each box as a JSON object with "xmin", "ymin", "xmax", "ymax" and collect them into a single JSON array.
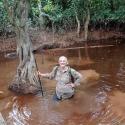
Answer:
[{"xmin": 1, "ymin": 43, "xmax": 125, "ymax": 125}]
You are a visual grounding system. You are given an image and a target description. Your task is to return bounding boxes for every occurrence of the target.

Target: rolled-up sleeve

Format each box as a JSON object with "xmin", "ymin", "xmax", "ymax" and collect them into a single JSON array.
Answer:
[
  {"xmin": 70, "ymin": 68, "xmax": 82, "ymax": 86},
  {"xmin": 45, "ymin": 66, "xmax": 58, "ymax": 79}
]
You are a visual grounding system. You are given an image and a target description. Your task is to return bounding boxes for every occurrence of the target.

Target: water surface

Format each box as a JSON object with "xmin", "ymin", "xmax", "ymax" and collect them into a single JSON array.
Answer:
[{"xmin": 0, "ymin": 43, "xmax": 125, "ymax": 125}]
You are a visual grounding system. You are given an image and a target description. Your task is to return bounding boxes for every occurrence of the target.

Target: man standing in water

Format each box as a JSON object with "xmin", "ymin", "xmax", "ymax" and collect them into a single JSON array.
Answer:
[{"xmin": 38, "ymin": 56, "xmax": 82, "ymax": 100}]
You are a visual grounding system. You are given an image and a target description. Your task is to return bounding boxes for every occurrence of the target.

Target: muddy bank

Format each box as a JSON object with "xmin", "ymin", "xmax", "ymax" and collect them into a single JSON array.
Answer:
[{"xmin": 0, "ymin": 30, "xmax": 125, "ymax": 53}]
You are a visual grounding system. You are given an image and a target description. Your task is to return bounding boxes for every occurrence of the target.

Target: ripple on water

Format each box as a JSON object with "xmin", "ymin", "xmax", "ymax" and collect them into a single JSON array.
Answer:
[
  {"xmin": 1, "ymin": 45, "xmax": 125, "ymax": 125},
  {"xmin": 96, "ymin": 90, "xmax": 125, "ymax": 125},
  {"xmin": 7, "ymin": 100, "xmax": 31, "ymax": 125}
]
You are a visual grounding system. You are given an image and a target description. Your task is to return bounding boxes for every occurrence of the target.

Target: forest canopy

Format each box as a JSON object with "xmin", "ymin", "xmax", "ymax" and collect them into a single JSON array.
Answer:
[{"xmin": 0, "ymin": 0, "xmax": 125, "ymax": 34}]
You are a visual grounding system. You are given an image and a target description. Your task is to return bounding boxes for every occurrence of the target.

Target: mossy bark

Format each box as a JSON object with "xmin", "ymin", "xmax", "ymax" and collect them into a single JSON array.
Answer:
[{"xmin": 4, "ymin": 0, "xmax": 42, "ymax": 94}]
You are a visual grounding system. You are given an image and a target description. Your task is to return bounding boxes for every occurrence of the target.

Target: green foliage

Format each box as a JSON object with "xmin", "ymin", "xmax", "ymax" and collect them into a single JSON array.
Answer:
[
  {"xmin": 0, "ymin": 1, "xmax": 9, "ymax": 32},
  {"xmin": 1, "ymin": 0, "xmax": 125, "ymax": 34},
  {"xmin": 43, "ymin": 0, "xmax": 54, "ymax": 12}
]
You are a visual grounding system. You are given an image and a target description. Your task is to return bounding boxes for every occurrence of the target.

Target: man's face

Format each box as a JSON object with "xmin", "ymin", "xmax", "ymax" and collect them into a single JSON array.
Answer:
[{"xmin": 59, "ymin": 58, "xmax": 67, "ymax": 67}]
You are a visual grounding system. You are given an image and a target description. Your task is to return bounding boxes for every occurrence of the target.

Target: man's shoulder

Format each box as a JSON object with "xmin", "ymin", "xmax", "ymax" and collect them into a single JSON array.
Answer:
[
  {"xmin": 69, "ymin": 67, "xmax": 82, "ymax": 76},
  {"xmin": 53, "ymin": 65, "xmax": 59, "ymax": 71},
  {"xmin": 69, "ymin": 67, "xmax": 76, "ymax": 72}
]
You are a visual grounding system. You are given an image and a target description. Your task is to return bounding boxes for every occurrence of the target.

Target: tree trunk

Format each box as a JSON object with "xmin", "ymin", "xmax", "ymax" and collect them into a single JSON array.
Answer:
[
  {"xmin": 75, "ymin": 12, "xmax": 80, "ymax": 37},
  {"xmin": 109, "ymin": 0, "xmax": 115, "ymax": 11},
  {"xmin": 84, "ymin": 8, "xmax": 90, "ymax": 41},
  {"xmin": 4, "ymin": 0, "xmax": 42, "ymax": 94},
  {"xmin": 10, "ymin": 27, "xmax": 41, "ymax": 94},
  {"xmin": 84, "ymin": 8, "xmax": 90, "ymax": 60},
  {"xmin": 38, "ymin": 1, "xmax": 45, "ymax": 30},
  {"xmin": 52, "ymin": 21, "xmax": 55, "ymax": 43}
]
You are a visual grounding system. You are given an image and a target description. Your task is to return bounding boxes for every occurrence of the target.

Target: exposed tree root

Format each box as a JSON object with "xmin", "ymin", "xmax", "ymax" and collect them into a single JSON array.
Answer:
[{"xmin": 9, "ymin": 81, "xmax": 41, "ymax": 94}]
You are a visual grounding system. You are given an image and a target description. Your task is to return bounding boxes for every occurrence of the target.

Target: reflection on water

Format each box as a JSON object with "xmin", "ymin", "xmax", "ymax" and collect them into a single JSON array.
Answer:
[
  {"xmin": 7, "ymin": 100, "xmax": 31, "ymax": 125},
  {"xmin": 117, "ymin": 62, "xmax": 125, "ymax": 85},
  {"xmin": 0, "ymin": 43, "xmax": 125, "ymax": 125}
]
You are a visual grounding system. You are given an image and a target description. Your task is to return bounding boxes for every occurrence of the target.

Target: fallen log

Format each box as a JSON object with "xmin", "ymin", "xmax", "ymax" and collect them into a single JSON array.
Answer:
[{"xmin": 46, "ymin": 44, "xmax": 115, "ymax": 51}]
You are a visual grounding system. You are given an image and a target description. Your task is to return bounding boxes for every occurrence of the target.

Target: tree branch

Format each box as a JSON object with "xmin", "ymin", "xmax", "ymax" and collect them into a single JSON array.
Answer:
[{"xmin": 3, "ymin": 0, "xmax": 14, "ymax": 24}]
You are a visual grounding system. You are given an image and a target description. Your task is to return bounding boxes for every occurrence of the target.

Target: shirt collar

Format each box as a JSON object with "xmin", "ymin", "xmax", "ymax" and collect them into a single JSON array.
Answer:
[{"xmin": 59, "ymin": 66, "xmax": 69, "ymax": 72}]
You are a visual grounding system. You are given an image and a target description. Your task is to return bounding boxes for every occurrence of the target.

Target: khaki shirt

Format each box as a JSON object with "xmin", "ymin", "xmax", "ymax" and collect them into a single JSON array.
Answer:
[{"xmin": 47, "ymin": 66, "xmax": 81, "ymax": 86}]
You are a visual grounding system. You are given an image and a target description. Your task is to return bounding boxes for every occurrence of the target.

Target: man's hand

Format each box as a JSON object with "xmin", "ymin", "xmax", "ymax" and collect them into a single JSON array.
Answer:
[
  {"xmin": 37, "ymin": 71, "xmax": 48, "ymax": 77},
  {"xmin": 37, "ymin": 71, "xmax": 41, "ymax": 76}
]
